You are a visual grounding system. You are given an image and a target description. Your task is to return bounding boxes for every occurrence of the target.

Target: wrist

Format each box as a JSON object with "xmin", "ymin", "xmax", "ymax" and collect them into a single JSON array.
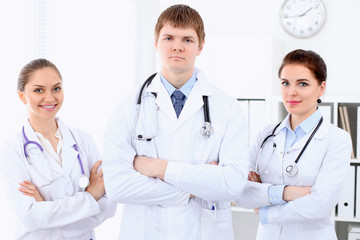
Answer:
[
  {"xmin": 283, "ymin": 185, "xmax": 290, "ymax": 202},
  {"xmin": 86, "ymin": 188, "xmax": 100, "ymax": 201},
  {"xmin": 155, "ymin": 158, "xmax": 168, "ymax": 180}
]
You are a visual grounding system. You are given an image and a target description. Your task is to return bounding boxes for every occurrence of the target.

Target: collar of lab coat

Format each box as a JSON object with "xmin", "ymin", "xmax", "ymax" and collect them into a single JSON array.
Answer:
[
  {"xmin": 57, "ymin": 119, "xmax": 80, "ymax": 175},
  {"xmin": 23, "ymin": 118, "xmax": 79, "ymax": 176},
  {"xmin": 146, "ymin": 68, "xmax": 213, "ymax": 127},
  {"xmin": 272, "ymin": 114, "xmax": 331, "ymax": 152}
]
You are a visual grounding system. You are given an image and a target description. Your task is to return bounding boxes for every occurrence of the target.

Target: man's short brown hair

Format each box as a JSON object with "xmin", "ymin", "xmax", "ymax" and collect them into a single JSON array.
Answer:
[{"xmin": 154, "ymin": 4, "xmax": 205, "ymax": 47}]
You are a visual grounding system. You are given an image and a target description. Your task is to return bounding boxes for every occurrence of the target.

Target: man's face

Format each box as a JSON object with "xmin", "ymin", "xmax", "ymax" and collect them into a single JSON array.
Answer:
[{"xmin": 155, "ymin": 23, "xmax": 204, "ymax": 79}]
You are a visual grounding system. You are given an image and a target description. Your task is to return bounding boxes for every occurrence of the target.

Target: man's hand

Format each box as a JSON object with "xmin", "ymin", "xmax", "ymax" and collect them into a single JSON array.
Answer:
[{"xmin": 134, "ymin": 156, "xmax": 168, "ymax": 180}]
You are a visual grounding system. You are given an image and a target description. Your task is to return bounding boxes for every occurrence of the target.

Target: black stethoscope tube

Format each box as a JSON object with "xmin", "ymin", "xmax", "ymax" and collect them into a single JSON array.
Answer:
[
  {"xmin": 258, "ymin": 116, "xmax": 323, "ymax": 176},
  {"xmin": 137, "ymin": 73, "xmax": 211, "ymax": 126},
  {"xmin": 137, "ymin": 73, "xmax": 157, "ymax": 105},
  {"xmin": 202, "ymin": 95, "xmax": 210, "ymax": 123}
]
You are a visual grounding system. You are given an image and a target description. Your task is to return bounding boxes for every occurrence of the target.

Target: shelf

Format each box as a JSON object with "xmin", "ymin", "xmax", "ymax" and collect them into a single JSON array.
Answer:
[{"xmin": 333, "ymin": 217, "xmax": 360, "ymax": 223}]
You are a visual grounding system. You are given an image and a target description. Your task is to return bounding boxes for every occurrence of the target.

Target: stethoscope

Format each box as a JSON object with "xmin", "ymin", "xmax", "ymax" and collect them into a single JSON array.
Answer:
[
  {"xmin": 135, "ymin": 73, "xmax": 213, "ymax": 141},
  {"xmin": 22, "ymin": 126, "xmax": 89, "ymax": 189},
  {"xmin": 255, "ymin": 116, "xmax": 323, "ymax": 177}
]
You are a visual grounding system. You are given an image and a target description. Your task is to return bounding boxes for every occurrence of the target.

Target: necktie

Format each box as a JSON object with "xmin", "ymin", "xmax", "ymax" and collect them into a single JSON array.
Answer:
[{"xmin": 172, "ymin": 90, "xmax": 185, "ymax": 118}]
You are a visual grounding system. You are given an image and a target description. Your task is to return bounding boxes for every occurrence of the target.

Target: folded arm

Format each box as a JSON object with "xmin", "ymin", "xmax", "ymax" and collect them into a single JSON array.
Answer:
[
  {"xmin": 261, "ymin": 131, "xmax": 352, "ymax": 224},
  {"xmin": 134, "ymin": 101, "xmax": 249, "ymax": 201},
  {"xmin": 102, "ymin": 101, "xmax": 190, "ymax": 206}
]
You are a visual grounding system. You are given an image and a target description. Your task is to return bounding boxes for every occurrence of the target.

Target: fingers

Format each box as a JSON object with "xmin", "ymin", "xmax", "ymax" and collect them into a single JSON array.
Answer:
[
  {"xmin": 19, "ymin": 181, "xmax": 37, "ymax": 196},
  {"xmin": 209, "ymin": 161, "xmax": 218, "ymax": 165},
  {"xmin": 20, "ymin": 181, "xmax": 36, "ymax": 191},
  {"xmin": 248, "ymin": 171, "xmax": 256, "ymax": 181},
  {"xmin": 19, "ymin": 186, "xmax": 35, "ymax": 195},
  {"xmin": 97, "ymin": 169, "xmax": 103, "ymax": 177},
  {"xmin": 248, "ymin": 171, "xmax": 261, "ymax": 183},
  {"xmin": 91, "ymin": 160, "xmax": 102, "ymax": 175}
]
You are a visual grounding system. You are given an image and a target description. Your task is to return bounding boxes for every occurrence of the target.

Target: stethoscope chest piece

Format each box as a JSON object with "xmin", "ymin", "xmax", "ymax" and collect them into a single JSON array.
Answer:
[
  {"xmin": 200, "ymin": 122, "xmax": 214, "ymax": 138},
  {"xmin": 285, "ymin": 164, "xmax": 298, "ymax": 177},
  {"xmin": 78, "ymin": 175, "xmax": 89, "ymax": 189}
]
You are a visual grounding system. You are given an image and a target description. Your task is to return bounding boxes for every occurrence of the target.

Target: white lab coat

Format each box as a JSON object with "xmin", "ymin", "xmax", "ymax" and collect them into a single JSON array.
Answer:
[
  {"xmin": 0, "ymin": 119, "xmax": 116, "ymax": 240},
  {"xmin": 103, "ymin": 68, "xmax": 249, "ymax": 240},
  {"xmin": 236, "ymin": 117, "xmax": 352, "ymax": 240}
]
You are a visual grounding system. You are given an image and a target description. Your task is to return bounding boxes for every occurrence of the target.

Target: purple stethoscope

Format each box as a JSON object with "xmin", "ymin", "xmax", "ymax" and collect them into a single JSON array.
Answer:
[{"xmin": 22, "ymin": 126, "xmax": 89, "ymax": 189}]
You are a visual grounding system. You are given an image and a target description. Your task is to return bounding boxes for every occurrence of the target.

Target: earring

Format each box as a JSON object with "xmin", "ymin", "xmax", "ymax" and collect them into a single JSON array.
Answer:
[{"xmin": 317, "ymin": 98, "xmax": 322, "ymax": 104}]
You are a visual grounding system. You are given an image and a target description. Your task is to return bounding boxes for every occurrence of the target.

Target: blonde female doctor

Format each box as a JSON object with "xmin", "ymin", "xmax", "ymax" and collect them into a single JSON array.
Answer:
[
  {"xmin": 0, "ymin": 59, "xmax": 116, "ymax": 240},
  {"xmin": 236, "ymin": 49, "xmax": 352, "ymax": 240}
]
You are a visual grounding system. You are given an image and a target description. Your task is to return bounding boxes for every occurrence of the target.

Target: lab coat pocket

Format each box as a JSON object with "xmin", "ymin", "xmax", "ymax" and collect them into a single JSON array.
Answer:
[
  {"xmin": 133, "ymin": 139, "xmax": 158, "ymax": 159},
  {"xmin": 297, "ymin": 221, "xmax": 336, "ymax": 239},
  {"xmin": 200, "ymin": 207, "xmax": 234, "ymax": 240}
]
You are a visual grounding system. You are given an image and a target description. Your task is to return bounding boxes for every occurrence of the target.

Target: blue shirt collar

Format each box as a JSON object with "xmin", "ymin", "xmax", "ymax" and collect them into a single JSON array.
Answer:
[
  {"xmin": 281, "ymin": 109, "xmax": 322, "ymax": 134},
  {"xmin": 160, "ymin": 72, "xmax": 197, "ymax": 98}
]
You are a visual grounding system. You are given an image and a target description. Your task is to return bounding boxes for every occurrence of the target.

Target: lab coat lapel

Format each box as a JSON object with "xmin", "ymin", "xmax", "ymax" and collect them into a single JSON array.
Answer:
[
  {"xmin": 147, "ymin": 74, "xmax": 178, "ymax": 122},
  {"xmin": 273, "ymin": 130, "xmax": 286, "ymax": 156},
  {"xmin": 57, "ymin": 119, "xmax": 79, "ymax": 176},
  {"xmin": 176, "ymin": 79, "xmax": 212, "ymax": 128},
  {"xmin": 290, "ymin": 120, "xmax": 329, "ymax": 151},
  {"xmin": 23, "ymin": 121, "xmax": 44, "ymax": 154},
  {"xmin": 146, "ymin": 70, "xmax": 213, "ymax": 128},
  {"xmin": 23, "ymin": 120, "xmax": 64, "ymax": 176}
]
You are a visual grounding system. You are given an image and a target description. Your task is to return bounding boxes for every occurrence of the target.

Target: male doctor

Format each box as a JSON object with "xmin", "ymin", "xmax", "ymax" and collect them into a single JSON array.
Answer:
[{"xmin": 103, "ymin": 4, "xmax": 249, "ymax": 240}]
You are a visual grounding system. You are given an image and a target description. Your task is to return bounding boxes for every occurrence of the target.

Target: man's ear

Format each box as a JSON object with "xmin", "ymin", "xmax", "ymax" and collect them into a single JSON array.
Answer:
[
  {"xmin": 155, "ymin": 39, "xmax": 159, "ymax": 51},
  {"xmin": 197, "ymin": 39, "xmax": 205, "ymax": 55}
]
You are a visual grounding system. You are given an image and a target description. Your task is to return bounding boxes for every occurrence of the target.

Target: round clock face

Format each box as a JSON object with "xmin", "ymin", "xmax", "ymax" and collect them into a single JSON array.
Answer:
[{"xmin": 280, "ymin": 0, "xmax": 326, "ymax": 38}]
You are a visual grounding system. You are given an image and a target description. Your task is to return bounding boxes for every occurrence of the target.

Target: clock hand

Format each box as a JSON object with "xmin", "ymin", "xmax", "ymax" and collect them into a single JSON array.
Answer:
[
  {"xmin": 299, "ymin": 7, "xmax": 313, "ymax": 17},
  {"xmin": 283, "ymin": 7, "xmax": 313, "ymax": 19}
]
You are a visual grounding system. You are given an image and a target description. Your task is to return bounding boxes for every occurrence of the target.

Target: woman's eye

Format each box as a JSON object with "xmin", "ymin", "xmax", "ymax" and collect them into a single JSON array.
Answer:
[
  {"xmin": 185, "ymin": 39, "xmax": 192, "ymax": 43},
  {"xmin": 34, "ymin": 89, "xmax": 43, "ymax": 93},
  {"xmin": 54, "ymin": 87, "xmax": 61, "ymax": 92},
  {"xmin": 299, "ymin": 82, "xmax": 308, "ymax": 87},
  {"xmin": 281, "ymin": 81, "xmax": 289, "ymax": 86}
]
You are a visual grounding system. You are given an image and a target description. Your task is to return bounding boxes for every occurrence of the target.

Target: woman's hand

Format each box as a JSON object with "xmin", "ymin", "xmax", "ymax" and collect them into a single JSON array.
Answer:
[
  {"xmin": 248, "ymin": 171, "xmax": 261, "ymax": 183},
  {"xmin": 19, "ymin": 180, "xmax": 44, "ymax": 202},
  {"xmin": 86, "ymin": 160, "xmax": 105, "ymax": 201},
  {"xmin": 283, "ymin": 186, "xmax": 311, "ymax": 202}
]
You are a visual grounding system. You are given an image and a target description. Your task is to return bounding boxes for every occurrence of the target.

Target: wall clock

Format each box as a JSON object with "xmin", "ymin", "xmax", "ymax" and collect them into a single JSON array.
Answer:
[{"xmin": 280, "ymin": 0, "xmax": 326, "ymax": 38}]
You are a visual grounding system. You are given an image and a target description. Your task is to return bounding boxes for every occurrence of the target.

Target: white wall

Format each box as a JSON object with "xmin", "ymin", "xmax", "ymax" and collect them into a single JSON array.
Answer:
[{"xmin": 158, "ymin": 0, "xmax": 360, "ymax": 97}]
